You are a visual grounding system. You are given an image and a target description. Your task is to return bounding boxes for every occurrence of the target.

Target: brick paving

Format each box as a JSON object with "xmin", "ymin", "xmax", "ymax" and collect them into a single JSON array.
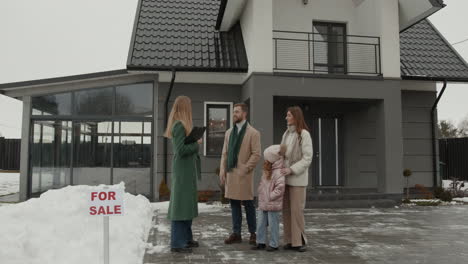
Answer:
[{"xmin": 143, "ymin": 205, "xmax": 468, "ymax": 264}]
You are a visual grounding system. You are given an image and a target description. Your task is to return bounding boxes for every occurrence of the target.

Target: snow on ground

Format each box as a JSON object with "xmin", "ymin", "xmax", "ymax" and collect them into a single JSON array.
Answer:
[
  {"xmin": 0, "ymin": 172, "xmax": 19, "ymax": 196},
  {"xmin": 453, "ymin": 197, "xmax": 468, "ymax": 203},
  {"xmin": 0, "ymin": 182, "xmax": 152, "ymax": 264},
  {"xmin": 442, "ymin": 179, "xmax": 468, "ymax": 191}
]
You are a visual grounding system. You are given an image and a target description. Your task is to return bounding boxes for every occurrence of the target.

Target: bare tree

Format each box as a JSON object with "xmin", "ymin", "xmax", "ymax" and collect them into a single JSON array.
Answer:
[
  {"xmin": 457, "ymin": 115, "xmax": 468, "ymax": 137},
  {"xmin": 438, "ymin": 120, "xmax": 459, "ymax": 138}
]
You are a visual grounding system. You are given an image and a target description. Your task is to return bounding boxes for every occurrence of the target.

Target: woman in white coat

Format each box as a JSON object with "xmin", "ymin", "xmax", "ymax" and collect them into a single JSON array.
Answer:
[{"xmin": 280, "ymin": 106, "xmax": 313, "ymax": 252}]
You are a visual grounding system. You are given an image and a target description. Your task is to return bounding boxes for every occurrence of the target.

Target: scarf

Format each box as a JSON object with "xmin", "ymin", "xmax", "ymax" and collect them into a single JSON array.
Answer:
[
  {"xmin": 227, "ymin": 121, "xmax": 248, "ymax": 171},
  {"xmin": 283, "ymin": 125, "xmax": 302, "ymax": 167}
]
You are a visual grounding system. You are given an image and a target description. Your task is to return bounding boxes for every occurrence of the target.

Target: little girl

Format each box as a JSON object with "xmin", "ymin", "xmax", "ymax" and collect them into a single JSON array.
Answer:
[{"xmin": 252, "ymin": 144, "xmax": 287, "ymax": 251}]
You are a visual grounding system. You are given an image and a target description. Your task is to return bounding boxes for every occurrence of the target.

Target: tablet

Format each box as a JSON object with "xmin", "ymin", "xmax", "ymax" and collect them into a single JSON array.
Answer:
[{"xmin": 184, "ymin": 126, "xmax": 206, "ymax": 144}]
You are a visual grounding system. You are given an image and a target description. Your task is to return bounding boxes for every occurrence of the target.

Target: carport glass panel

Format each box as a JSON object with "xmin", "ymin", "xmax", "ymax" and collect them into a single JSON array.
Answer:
[
  {"xmin": 72, "ymin": 121, "xmax": 112, "ymax": 186},
  {"xmin": 115, "ymin": 83, "xmax": 153, "ymax": 116},
  {"xmin": 112, "ymin": 121, "xmax": 151, "ymax": 196},
  {"xmin": 29, "ymin": 82, "xmax": 154, "ymax": 198},
  {"xmin": 32, "ymin": 93, "xmax": 72, "ymax": 115},
  {"xmin": 74, "ymin": 87, "xmax": 113, "ymax": 115},
  {"xmin": 31, "ymin": 120, "xmax": 72, "ymax": 195}
]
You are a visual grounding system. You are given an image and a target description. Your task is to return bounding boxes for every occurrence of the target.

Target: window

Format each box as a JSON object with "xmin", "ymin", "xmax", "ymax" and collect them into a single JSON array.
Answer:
[
  {"xmin": 313, "ymin": 22, "xmax": 347, "ymax": 74},
  {"xmin": 204, "ymin": 102, "xmax": 232, "ymax": 156}
]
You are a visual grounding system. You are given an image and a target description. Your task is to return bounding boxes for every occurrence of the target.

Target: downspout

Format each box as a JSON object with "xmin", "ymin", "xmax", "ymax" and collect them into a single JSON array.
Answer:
[
  {"xmin": 431, "ymin": 79, "xmax": 447, "ymax": 189},
  {"xmin": 164, "ymin": 69, "xmax": 177, "ymax": 184}
]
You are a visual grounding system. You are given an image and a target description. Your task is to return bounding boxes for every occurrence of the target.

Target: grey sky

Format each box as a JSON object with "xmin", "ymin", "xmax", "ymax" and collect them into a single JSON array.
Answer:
[{"xmin": 0, "ymin": 0, "xmax": 467, "ymax": 138}]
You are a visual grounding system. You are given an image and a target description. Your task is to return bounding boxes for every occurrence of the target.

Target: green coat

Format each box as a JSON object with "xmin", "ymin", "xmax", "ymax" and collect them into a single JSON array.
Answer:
[{"xmin": 167, "ymin": 121, "xmax": 201, "ymax": 221}]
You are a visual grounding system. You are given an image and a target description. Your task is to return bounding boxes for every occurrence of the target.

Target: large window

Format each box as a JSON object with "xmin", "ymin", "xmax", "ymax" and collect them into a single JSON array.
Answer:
[
  {"xmin": 30, "ymin": 82, "xmax": 154, "ymax": 198},
  {"xmin": 204, "ymin": 102, "xmax": 232, "ymax": 156}
]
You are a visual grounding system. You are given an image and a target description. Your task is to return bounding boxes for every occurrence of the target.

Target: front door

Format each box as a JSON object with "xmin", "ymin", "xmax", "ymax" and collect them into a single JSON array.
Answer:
[{"xmin": 309, "ymin": 116, "xmax": 343, "ymax": 187}]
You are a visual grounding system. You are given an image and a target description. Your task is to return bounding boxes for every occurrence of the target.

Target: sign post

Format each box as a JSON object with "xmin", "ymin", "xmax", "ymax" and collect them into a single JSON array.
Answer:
[{"xmin": 88, "ymin": 186, "xmax": 124, "ymax": 264}]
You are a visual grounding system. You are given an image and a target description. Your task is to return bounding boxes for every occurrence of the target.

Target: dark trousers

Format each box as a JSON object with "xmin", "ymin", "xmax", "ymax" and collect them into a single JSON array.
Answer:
[
  {"xmin": 230, "ymin": 199, "xmax": 256, "ymax": 235},
  {"xmin": 170, "ymin": 220, "xmax": 193, "ymax": 249}
]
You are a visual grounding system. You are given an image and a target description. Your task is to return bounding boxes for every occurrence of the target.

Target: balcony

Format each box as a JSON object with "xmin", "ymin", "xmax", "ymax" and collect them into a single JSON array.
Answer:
[{"xmin": 273, "ymin": 30, "xmax": 382, "ymax": 76}]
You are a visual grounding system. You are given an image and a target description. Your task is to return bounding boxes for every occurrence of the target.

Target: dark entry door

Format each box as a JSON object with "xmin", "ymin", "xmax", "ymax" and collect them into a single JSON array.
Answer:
[{"xmin": 309, "ymin": 116, "xmax": 343, "ymax": 186}]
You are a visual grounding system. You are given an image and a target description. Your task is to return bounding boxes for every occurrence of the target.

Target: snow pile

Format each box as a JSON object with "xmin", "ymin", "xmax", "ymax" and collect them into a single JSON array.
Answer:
[
  {"xmin": 453, "ymin": 197, "xmax": 468, "ymax": 203},
  {"xmin": 0, "ymin": 172, "xmax": 19, "ymax": 196},
  {"xmin": 0, "ymin": 183, "xmax": 152, "ymax": 264},
  {"xmin": 442, "ymin": 179, "xmax": 468, "ymax": 191}
]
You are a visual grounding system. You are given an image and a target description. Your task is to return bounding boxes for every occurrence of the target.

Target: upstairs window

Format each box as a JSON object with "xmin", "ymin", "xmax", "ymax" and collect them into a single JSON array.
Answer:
[{"xmin": 313, "ymin": 22, "xmax": 347, "ymax": 74}]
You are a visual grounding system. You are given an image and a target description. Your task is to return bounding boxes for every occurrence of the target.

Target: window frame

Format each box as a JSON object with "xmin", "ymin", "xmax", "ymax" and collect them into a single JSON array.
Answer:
[
  {"xmin": 312, "ymin": 21, "xmax": 348, "ymax": 74},
  {"xmin": 203, "ymin": 102, "xmax": 233, "ymax": 157}
]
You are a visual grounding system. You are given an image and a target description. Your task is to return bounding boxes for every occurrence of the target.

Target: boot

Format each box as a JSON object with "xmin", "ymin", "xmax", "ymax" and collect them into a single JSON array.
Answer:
[
  {"xmin": 251, "ymin": 243, "xmax": 266, "ymax": 250},
  {"xmin": 224, "ymin": 233, "xmax": 242, "ymax": 244},
  {"xmin": 249, "ymin": 233, "xmax": 257, "ymax": 245}
]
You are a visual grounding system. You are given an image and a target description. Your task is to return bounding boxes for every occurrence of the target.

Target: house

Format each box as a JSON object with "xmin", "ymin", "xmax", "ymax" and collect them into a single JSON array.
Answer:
[{"xmin": 1, "ymin": 0, "xmax": 468, "ymax": 207}]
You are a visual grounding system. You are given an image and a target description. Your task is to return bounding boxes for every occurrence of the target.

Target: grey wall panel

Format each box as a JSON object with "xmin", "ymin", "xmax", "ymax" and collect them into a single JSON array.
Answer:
[
  {"xmin": 349, "ymin": 172, "xmax": 378, "ymax": 188},
  {"xmin": 403, "ymin": 155, "xmax": 433, "ymax": 172},
  {"xmin": 403, "ymin": 122, "xmax": 432, "ymax": 139},
  {"xmin": 402, "ymin": 107, "xmax": 432, "ymax": 123},
  {"xmin": 401, "ymin": 90, "xmax": 437, "ymax": 187},
  {"xmin": 403, "ymin": 139, "xmax": 433, "ymax": 155}
]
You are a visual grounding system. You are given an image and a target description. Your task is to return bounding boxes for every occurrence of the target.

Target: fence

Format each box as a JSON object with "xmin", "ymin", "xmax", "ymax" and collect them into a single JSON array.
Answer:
[
  {"xmin": 439, "ymin": 137, "xmax": 468, "ymax": 181},
  {"xmin": 0, "ymin": 137, "xmax": 21, "ymax": 171}
]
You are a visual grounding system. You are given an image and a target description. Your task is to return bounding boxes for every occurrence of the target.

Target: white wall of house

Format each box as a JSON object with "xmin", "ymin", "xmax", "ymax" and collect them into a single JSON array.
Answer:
[
  {"xmin": 240, "ymin": 0, "xmax": 273, "ymax": 74},
  {"xmin": 270, "ymin": 0, "xmax": 400, "ymax": 78}
]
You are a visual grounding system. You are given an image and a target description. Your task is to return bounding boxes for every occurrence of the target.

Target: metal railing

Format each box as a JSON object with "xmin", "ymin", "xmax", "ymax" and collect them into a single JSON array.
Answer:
[{"xmin": 273, "ymin": 30, "xmax": 382, "ymax": 76}]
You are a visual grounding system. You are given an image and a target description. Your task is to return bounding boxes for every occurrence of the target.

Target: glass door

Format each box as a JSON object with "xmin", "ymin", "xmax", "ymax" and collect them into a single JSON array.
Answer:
[{"xmin": 313, "ymin": 22, "xmax": 347, "ymax": 74}]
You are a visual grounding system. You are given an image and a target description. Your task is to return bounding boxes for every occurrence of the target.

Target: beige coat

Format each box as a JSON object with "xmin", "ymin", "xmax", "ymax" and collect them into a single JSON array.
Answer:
[
  {"xmin": 219, "ymin": 124, "xmax": 261, "ymax": 201},
  {"xmin": 281, "ymin": 127, "xmax": 313, "ymax": 186}
]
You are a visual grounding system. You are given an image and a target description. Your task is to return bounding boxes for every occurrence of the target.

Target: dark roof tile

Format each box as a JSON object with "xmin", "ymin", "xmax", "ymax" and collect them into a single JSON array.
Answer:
[
  {"xmin": 400, "ymin": 19, "xmax": 468, "ymax": 81},
  {"xmin": 127, "ymin": 0, "xmax": 247, "ymax": 72}
]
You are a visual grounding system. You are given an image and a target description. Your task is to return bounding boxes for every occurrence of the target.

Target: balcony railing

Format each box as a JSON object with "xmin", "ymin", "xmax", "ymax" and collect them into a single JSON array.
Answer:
[{"xmin": 273, "ymin": 30, "xmax": 382, "ymax": 76}]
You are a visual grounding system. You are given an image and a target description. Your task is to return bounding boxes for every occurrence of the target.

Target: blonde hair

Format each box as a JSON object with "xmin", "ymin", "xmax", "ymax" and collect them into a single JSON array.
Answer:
[{"xmin": 164, "ymin": 96, "xmax": 193, "ymax": 138}]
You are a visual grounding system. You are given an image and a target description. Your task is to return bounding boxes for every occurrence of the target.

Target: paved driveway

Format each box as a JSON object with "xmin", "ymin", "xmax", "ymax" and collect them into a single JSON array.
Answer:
[{"xmin": 144, "ymin": 205, "xmax": 468, "ymax": 264}]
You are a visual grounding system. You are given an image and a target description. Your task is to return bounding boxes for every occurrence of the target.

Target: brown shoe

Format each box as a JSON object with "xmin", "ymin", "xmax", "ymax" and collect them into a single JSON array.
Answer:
[
  {"xmin": 249, "ymin": 233, "xmax": 256, "ymax": 245},
  {"xmin": 224, "ymin": 233, "xmax": 242, "ymax": 244}
]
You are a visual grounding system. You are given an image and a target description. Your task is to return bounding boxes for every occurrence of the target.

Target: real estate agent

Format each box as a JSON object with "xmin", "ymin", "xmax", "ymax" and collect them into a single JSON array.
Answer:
[{"xmin": 164, "ymin": 95, "xmax": 202, "ymax": 254}]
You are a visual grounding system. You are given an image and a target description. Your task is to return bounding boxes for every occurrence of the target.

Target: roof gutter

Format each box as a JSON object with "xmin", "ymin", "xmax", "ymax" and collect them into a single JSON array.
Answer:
[
  {"xmin": 402, "ymin": 76, "xmax": 468, "ymax": 83},
  {"xmin": 431, "ymin": 79, "xmax": 447, "ymax": 189},
  {"xmin": 163, "ymin": 69, "xmax": 177, "ymax": 185}
]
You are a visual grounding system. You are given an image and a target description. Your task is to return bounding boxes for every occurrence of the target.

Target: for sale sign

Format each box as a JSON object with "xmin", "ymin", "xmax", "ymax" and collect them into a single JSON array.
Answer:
[{"xmin": 88, "ymin": 187, "xmax": 124, "ymax": 216}]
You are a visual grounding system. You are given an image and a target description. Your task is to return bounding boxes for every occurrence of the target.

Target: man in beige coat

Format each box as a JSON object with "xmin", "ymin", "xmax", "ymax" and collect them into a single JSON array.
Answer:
[{"xmin": 219, "ymin": 103, "xmax": 261, "ymax": 245}]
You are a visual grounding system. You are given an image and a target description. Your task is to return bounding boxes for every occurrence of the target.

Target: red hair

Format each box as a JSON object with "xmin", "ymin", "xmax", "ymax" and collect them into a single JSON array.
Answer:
[
  {"xmin": 263, "ymin": 160, "xmax": 273, "ymax": 180},
  {"xmin": 287, "ymin": 106, "xmax": 309, "ymax": 140}
]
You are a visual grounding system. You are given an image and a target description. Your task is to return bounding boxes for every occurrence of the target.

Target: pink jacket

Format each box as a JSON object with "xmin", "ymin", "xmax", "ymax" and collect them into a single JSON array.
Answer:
[{"xmin": 258, "ymin": 158, "xmax": 286, "ymax": 212}]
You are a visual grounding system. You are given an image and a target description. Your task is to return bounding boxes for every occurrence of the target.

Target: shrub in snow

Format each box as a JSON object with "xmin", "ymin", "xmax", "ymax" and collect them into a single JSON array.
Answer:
[
  {"xmin": 438, "ymin": 190, "xmax": 453, "ymax": 202},
  {"xmin": 0, "ymin": 183, "xmax": 152, "ymax": 264}
]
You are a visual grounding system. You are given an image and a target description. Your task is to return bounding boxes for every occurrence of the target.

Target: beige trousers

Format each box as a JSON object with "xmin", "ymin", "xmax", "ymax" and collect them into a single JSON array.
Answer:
[{"xmin": 282, "ymin": 185, "xmax": 307, "ymax": 247}]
